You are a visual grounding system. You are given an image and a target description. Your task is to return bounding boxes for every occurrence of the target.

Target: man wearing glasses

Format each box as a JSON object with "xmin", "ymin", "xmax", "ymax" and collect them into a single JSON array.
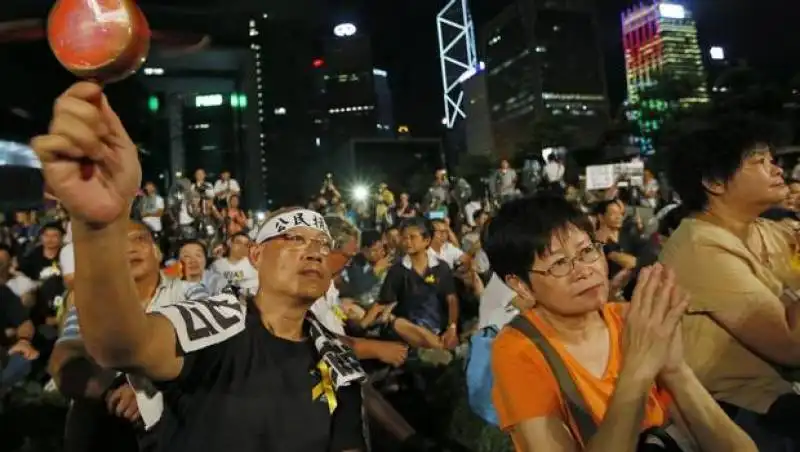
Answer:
[{"xmin": 34, "ymin": 83, "xmax": 367, "ymax": 452}]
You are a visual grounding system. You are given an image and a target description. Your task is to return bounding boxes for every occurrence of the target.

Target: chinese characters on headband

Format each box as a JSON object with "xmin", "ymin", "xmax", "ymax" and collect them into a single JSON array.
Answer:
[{"xmin": 254, "ymin": 209, "xmax": 332, "ymax": 244}]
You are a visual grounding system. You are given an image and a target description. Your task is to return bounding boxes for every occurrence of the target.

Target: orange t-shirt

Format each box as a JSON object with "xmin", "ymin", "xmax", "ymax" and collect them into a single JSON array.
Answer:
[{"xmin": 491, "ymin": 303, "xmax": 671, "ymax": 449}]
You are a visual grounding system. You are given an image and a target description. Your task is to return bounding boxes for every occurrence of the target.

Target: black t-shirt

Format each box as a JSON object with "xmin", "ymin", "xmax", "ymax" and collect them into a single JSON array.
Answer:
[
  {"xmin": 0, "ymin": 284, "xmax": 26, "ymax": 347},
  {"xmin": 154, "ymin": 310, "xmax": 366, "ymax": 452},
  {"xmin": 378, "ymin": 256, "xmax": 457, "ymax": 331},
  {"xmin": 20, "ymin": 246, "xmax": 61, "ymax": 282}
]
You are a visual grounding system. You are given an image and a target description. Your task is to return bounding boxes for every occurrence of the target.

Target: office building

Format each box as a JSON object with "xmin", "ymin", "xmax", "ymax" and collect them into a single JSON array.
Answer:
[
  {"xmin": 322, "ymin": 23, "xmax": 395, "ymax": 152},
  {"xmin": 481, "ymin": 0, "xmax": 609, "ymax": 158}
]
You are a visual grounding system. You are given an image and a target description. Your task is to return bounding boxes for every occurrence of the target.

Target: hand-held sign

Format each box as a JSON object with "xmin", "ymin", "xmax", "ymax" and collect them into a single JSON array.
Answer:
[{"xmin": 47, "ymin": 0, "xmax": 151, "ymax": 180}]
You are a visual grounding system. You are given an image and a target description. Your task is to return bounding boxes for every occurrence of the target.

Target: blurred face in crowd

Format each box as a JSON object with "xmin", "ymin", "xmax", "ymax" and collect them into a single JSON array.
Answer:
[
  {"xmin": 251, "ymin": 220, "xmax": 333, "ymax": 303},
  {"xmin": 127, "ymin": 223, "xmax": 159, "ymax": 281},
  {"xmin": 229, "ymin": 195, "xmax": 240, "ymax": 209},
  {"xmin": 384, "ymin": 228, "xmax": 401, "ymax": 250},
  {"xmin": 194, "ymin": 169, "xmax": 206, "ymax": 182},
  {"xmin": 515, "ymin": 225, "xmax": 608, "ymax": 317},
  {"xmin": 475, "ymin": 211, "xmax": 489, "ymax": 229},
  {"xmin": 364, "ymin": 240, "xmax": 386, "ymax": 265},
  {"xmin": 399, "ymin": 193, "xmax": 409, "ymax": 207},
  {"xmin": 179, "ymin": 243, "xmax": 207, "ymax": 282},
  {"xmin": 402, "ymin": 225, "xmax": 430, "ymax": 256},
  {"xmin": 431, "ymin": 221, "xmax": 449, "ymax": 248},
  {"xmin": 784, "ymin": 181, "xmax": 800, "ymax": 211},
  {"xmin": 15, "ymin": 212, "xmax": 29, "ymax": 225},
  {"xmin": 41, "ymin": 227, "xmax": 63, "ymax": 251},
  {"xmin": 328, "ymin": 236, "xmax": 359, "ymax": 276},
  {"xmin": 708, "ymin": 147, "xmax": 786, "ymax": 211},
  {"xmin": 602, "ymin": 201, "xmax": 625, "ymax": 230},
  {"xmin": 229, "ymin": 234, "xmax": 250, "ymax": 261},
  {"xmin": 144, "ymin": 182, "xmax": 156, "ymax": 195},
  {"xmin": 220, "ymin": 171, "xmax": 230, "ymax": 181},
  {"xmin": 500, "ymin": 159, "xmax": 510, "ymax": 170}
]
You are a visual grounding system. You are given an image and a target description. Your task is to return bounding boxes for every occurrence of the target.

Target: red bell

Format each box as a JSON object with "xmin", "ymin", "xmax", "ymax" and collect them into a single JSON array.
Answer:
[{"xmin": 47, "ymin": 0, "xmax": 151, "ymax": 179}]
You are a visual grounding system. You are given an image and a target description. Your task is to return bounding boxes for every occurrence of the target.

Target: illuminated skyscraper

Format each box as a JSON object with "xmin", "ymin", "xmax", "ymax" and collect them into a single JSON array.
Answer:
[{"xmin": 622, "ymin": 1, "xmax": 708, "ymax": 104}]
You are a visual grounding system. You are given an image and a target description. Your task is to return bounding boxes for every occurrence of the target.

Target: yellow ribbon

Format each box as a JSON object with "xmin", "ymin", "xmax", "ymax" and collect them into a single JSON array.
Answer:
[
  {"xmin": 424, "ymin": 274, "xmax": 436, "ymax": 284},
  {"xmin": 333, "ymin": 305, "xmax": 348, "ymax": 322},
  {"xmin": 311, "ymin": 360, "xmax": 338, "ymax": 414}
]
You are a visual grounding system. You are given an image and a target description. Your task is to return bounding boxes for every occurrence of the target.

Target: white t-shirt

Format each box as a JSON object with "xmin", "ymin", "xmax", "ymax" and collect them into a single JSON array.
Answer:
[
  {"xmin": 7, "ymin": 274, "xmax": 36, "ymax": 298},
  {"xmin": 310, "ymin": 283, "xmax": 346, "ymax": 336},
  {"xmin": 211, "ymin": 257, "xmax": 259, "ymax": 296},
  {"xmin": 59, "ymin": 242, "xmax": 75, "ymax": 276},
  {"xmin": 429, "ymin": 243, "xmax": 464, "ymax": 269},
  {"xmin": 214, "ymin": 179, "xmax": 241, "ymax": 198},
  {"xmin": 544, "ymin": 162, "xmax": 565, "ymax": 183},
  {"xmin": 178, "ymin": 202, "xmax": 194, "ymax": 226},
  {"xmin": 478, "ymin": 273, "xmax": 518, "ymax": 329},
  {"xmin": 142, "ymin": 195, "xmax": 166, "ymax": 232}
]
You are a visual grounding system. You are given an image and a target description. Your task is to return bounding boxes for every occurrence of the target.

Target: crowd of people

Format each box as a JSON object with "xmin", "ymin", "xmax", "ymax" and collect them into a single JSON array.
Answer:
[{"xmin": 5, "ymin": 83, "xmax": 800, "ymax": 452}]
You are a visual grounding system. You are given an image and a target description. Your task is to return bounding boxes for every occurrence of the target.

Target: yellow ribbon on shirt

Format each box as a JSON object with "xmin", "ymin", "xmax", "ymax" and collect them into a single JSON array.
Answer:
[
  {"xmin": 311, "ymin": 360, "xmax": 338, "ymax": 414},
  {"xmin": 333, "ymin": 305, "xmax": 348, "ymax": 322}
]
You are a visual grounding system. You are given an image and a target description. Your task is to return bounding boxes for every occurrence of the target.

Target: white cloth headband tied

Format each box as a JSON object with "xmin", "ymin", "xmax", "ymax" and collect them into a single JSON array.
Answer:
[{"xmin": 252, "ymin": 209, "xmax": 331, "ymax": 244}]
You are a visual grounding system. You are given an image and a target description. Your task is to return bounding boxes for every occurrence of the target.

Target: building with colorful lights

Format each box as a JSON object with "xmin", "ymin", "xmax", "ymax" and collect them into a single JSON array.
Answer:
[{"xmin": 622, "ymin": 1, "xmax": 708, "ymax": 150}]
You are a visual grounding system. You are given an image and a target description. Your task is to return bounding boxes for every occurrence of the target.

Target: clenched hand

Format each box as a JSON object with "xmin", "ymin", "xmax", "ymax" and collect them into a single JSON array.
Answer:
[{"xmin": 31, "ymin": 82, "xmax": 141, "ymax": 228}]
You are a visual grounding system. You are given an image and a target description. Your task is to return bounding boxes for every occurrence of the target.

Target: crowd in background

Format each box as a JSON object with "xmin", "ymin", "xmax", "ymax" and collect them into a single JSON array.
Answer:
[{"xmin": 9, "ymin": 111, "xmax": 800, "ymax": 452}]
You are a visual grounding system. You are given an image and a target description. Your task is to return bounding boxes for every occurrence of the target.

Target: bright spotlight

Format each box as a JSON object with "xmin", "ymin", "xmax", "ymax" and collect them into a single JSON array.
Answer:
[
  {"xmin": 256, "ymin": 211, "xmax": 266, "ymax": 221},
  {"xmin": 334, "ymin": 23, "xmax": 357, "ymax": 37},
  {"xmin": 352, "ymin": 185, "xmax": 369, "ymax": 202},
  {"xmin": 710, "ymin": 46, "xmax": 725, "ymax": 60}
]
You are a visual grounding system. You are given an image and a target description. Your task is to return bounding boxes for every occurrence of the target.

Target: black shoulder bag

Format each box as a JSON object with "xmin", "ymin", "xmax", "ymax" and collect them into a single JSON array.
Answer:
[{"xmin": 509, "ymin": 315, "xmax": 691, "ymax": 451}]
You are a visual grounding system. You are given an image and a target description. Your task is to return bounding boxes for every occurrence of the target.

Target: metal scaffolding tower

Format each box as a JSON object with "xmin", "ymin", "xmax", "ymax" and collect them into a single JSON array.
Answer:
[{"xmin": 436, "ymin": 0, "xmax": 478, "ymax": 129}]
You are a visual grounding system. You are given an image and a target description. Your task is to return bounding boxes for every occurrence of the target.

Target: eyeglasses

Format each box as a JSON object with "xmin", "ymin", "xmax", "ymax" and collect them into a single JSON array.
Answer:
[
  {"xmin": 275, "ymin": 233, "xmax": 333, "ymax": 255},
  {"xmin": 530, "ymin": 243, "xmax": 603, "ymax": 278}
]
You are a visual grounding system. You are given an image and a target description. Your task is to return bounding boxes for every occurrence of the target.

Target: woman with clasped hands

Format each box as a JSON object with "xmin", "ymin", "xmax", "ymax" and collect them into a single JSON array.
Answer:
[{"xmin": 485, "ymin": 196, "xmax": 756, "ymax": 452}]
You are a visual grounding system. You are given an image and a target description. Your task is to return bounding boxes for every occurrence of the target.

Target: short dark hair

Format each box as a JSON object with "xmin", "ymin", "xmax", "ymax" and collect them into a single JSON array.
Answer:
[
  {"xmin": 665, "ymin": 114, "xmax": 781, "ymax": 213},
  {"xmin": 360, "ymin": 230, "xmax": 383, "ymax": 249},
  {"xmin": 400, "ymin": 216, "xmax": 433, "ymax": 239},
  {"xmin": 229, "ymin": 232, "xmax": 250, "ymax": 242},
  {"xmin": 41, "ymin": 221, "xmax": 65, "ymax": 236},
  {"xmin": 592, "ymin": 200, "xmax": 619, "ymax": 217},
  {"xmin": 178, "ymin": 239, "xmax": 208, "ymax": 258},
  {"xmin": 484, "ymin": 195, "xmax": 593, "ymax": 282}
]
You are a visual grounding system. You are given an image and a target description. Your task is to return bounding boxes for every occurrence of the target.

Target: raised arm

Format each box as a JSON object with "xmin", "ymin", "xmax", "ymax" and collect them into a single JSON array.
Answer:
[
  {"xmin": 73, "ymin": 221, "xmax": 182, "ymax": 379},
  {"xmin": 31, "ymin": 82, "xmax": 182, "ymax": 380}
]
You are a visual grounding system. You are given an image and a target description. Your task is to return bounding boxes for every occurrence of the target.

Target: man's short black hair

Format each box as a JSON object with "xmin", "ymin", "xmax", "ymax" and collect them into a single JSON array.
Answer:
[
  {"xmin": 360, "ymin": 230, "xmax": 383, "ymax": 249},
  {"xmin": 178, "ymin": 239, "xmax": 208, "ymax": 258},
  {"xmin": 592, "ymin": 200, "xmax": 619, "ymax": 217},
  {"xmin": 484, "ymin": 194, "xmax": 593, "ymax": 283},
  {"xmin": 665, "ymin": 114, "xmax": 781, "ymax": 213},
  {"xmin": 229, "ymin": 232, "xmax": 250, "ymax": 242},
  {"xmin": 400, "ymin": 216, "xmax": 433, "ymax": 239},
  {"xmin": 41, "ymin": 221, "xmax": 65, "ymax": 236}
]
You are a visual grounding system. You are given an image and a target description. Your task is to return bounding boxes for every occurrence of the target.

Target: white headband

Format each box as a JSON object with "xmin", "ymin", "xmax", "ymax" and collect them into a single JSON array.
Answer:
[{"xmin": 252, "ymin": 209, "xmax": 331, "ymax": 244}]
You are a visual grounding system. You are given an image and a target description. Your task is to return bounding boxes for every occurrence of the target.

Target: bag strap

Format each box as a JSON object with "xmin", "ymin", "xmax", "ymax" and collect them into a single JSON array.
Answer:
[{"xmin": 509, "ymin": 315, "xmax": 598, "ymax": 444}]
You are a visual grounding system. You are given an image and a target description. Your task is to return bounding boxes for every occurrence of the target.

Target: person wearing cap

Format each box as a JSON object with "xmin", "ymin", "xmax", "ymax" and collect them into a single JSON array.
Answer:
[{"xmin": 33, "ymin": 83, "xmax": 367, "ymax": 452}]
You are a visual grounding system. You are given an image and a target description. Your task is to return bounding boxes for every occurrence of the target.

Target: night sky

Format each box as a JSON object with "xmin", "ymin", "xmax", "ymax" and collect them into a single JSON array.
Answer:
[{"xmin": 331, "ymin": 0, "xmax": 800, "ymax": 137}]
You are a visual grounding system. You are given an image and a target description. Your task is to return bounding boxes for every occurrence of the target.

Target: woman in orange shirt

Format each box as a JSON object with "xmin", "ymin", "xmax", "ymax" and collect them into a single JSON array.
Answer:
[{"xmin": 484, "ymin": 195, "xmax": 755, "ymax": 452}]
